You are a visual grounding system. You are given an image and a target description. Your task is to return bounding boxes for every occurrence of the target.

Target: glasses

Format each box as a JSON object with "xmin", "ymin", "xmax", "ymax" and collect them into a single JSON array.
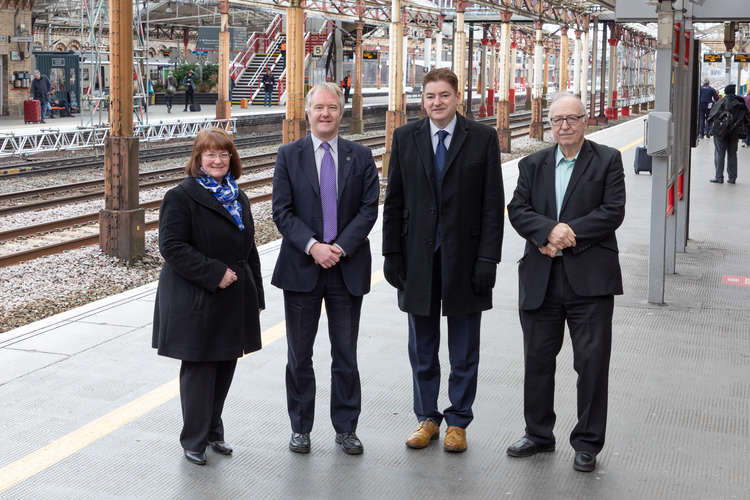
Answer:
[
  {"xmin": 203, "ymin": 152, "xmax": 231, "ymax": 161},
  {"xmin": 549, "ymin": 114, "xmax": 586, "ymax": 126}
]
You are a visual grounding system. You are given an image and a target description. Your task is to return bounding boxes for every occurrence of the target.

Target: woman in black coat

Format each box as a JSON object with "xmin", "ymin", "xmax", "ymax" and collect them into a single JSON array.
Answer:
[{"xmin": 152, "ymin": 128, "xmax": 265, "ymax": 466}]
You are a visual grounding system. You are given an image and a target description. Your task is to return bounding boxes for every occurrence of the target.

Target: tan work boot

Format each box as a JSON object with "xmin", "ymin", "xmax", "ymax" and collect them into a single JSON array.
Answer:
[
  {"xmin": 405, "ymin": 420, "xmax": 440, "ymax": 449},
  {"xmin": 443, "ymin": 426, "xmax": 467, "ymax": 452}
]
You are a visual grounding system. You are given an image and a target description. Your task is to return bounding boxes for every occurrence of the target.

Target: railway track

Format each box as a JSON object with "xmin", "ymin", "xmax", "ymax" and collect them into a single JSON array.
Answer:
[{"xmin": 0, "ymin": 112, "xmax": 550, "ymax": 267}]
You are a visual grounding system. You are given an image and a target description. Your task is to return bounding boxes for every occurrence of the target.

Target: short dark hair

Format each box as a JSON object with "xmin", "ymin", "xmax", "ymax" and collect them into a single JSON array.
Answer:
[
  {"xmin": 423, "ymin": 68, "xmax": 458, "ymax": 93},
  {"xmin": 185, "ymin": 128, "xmax": 242, "ymax": 179}
]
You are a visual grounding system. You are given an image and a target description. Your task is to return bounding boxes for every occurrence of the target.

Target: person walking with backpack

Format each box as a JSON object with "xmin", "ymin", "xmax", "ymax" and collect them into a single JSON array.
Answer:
[{"xmin": 707, "ymin": 84, "xmax": 750, "ymax": 184}]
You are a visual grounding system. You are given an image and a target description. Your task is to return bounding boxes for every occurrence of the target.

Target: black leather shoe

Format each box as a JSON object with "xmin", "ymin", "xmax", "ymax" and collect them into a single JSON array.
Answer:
[
  {"xmin": 506, "ymin": 436, "xmax": 555, "ymax": 457},
  {"xmin": 184, "ymin": 450, "xmax": 207, "ymax": 465},
  {"xmin": 335, "ymin": 432, "xmax": 364, "ymax": 455},
  {"xmin": 574, "ymin": 451, "xmax": 596, "ymax": 472},
  {"xmin": 710, "ymin": 178, "xmax": 724, "ymax": 183},
  {"xmin": 728, "ymin": 179, "xmax": 736, "ymax": 184},
  {"xmin": 208, "ymin": 440, "xmax": 233, "ymax": 455},
  {"xmin": 289, "ymin": 432, "xmax": 311, "ymax": 454}
]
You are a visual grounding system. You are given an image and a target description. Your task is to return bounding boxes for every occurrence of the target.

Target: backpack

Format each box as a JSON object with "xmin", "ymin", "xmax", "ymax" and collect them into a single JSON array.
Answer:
[
  {"xmin": 708, "ymin": 108, "xmax": 735, "ymax": 139},
  {"xmin": 708, "ymin": 96, "xmax": 747, "ymax": 139}
]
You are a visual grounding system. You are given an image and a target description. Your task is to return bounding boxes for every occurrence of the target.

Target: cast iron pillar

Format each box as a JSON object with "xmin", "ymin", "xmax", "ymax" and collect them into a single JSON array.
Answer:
[
  {"xmin": 216, "ymin": 0, "xmax": 231, "ymax": 120},
  {"xmin": 100, "ymin": 0, "xmax": 144, "ymax": 261},
  {"xmin": 350, "ymin": 16, "xmax": 364, "ymax": 134},
  {"xmin": 496, "ymin": 11, "xmax": 513, "ymax": 153}
]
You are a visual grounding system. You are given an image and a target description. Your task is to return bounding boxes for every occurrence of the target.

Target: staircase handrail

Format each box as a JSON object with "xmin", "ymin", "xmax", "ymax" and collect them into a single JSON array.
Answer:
[
  {"xmin": 230, "ymin": 13, "xmax": 283, "ymax": 81},
  {"xmin": 280, "ymin": 20, "xmax": 335, "ymax": 104},
  {"xmin": 249, "ymin": 38, "xmax": 282, "ymax": 102}
]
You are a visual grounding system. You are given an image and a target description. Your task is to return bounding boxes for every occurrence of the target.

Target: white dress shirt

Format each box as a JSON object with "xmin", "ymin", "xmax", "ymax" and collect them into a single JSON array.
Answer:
[{"xmin": 429, "ymin": 114, "xmax": 457, "ymax": 153}]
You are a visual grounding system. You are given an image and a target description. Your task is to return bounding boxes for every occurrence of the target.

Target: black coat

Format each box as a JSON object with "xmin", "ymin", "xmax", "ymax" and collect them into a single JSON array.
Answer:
[
  {"xmin": 383, "ymin": 114, "xmax": 505, "ymax": 316},
  {"xmin": 152, "ymin": 178, "xmax": 265, "ymax": 361},
  {"xmin": 271, "ymin": 135, "xmax": 380, "ymax": 296},
  {"xmin": 507, "ymin": 140, "xmax": 625, "ymax": 311}
]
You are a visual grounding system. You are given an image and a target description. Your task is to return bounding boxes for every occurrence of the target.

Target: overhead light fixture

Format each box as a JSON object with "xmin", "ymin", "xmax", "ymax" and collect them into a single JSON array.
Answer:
[{"xmin": 165, "ymin": 2, "xmax": 173, "ymax": 13}]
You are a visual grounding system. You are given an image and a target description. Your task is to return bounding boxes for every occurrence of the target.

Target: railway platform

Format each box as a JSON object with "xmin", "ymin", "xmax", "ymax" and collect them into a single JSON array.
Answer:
[
  {"xmin": 1, "ymin": 118, "xmax": 749, "ymax": 499},
  {"xmin": 0, "ymin": 88, "xmax": 423, "ymax": 136}
]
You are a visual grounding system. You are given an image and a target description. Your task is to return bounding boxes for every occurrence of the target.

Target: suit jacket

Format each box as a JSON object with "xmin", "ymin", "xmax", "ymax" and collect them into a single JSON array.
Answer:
[
  {"xmin": 152, "ymin": 178, "xmax": 265, "ymax": 361},
  {"xmin": 507, "ymin": 140, "xmax": 625, "ymax": 311},
  {"xmin": 382, "ymin": 114, "xmax": 505, "ymax": 316},
  {"xmin": 271, "ymin": 134, "xmax": 379, "ymax": 296}
]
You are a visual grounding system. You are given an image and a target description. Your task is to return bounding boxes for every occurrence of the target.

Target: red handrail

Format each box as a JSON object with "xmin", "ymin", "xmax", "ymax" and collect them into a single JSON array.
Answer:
[{"xmin": 230, "ymin": 14, "xmax": 283, "ymax": 81}]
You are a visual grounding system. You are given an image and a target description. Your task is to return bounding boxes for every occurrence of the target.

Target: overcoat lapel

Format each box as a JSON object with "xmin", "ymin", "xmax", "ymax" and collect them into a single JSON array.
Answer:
[
  {"xmin": 441, "ymin": 113, "xmax": 468, "ymax": 183},
  {"xmin": 543, "ymin": 148, "xmax": 557, "ymax": 219},
  {"xmin": 300, "ymin": 135, "xmax": 320, "ymax": 197},
  {"xmin": 414, "ymin": 118, "xmax": 436, "ymax": 186},
  {"xmin": 559, "ymin": 140, "xmax": 593, "ymax": 215},
  {"xmin": 337, "ymin": 139, "xmax": 353, "ymax": 200}
]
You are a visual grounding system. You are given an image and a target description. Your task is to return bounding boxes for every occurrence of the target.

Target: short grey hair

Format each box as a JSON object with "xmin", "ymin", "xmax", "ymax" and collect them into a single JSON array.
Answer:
[
  {"xmin": 306, "ymin": 82, "xmax": 344, "ymax": 112},
  {"xmin": 33, "ymin": 69, "xmax": 40, "ymax": 75},
  {"xmin": 703, "ymin": 78, "xmax": 710, "ymax": 85},
  {"xmin": 549, "ymin": 92, "xmax": 586, "ymax": 118}
]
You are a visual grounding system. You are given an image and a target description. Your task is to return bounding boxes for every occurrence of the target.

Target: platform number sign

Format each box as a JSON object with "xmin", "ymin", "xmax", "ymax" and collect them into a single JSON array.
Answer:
[
  {"xmin": 703, "ymin": 53, "xmax": 722, "ymax": 63},
  {"xmin": 313, "ymin": 45, "xmax": 323, "ymax": 57}
]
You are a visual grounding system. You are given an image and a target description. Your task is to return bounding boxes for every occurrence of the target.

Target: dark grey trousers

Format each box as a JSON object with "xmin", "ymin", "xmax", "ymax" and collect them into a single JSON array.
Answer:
[{"xmin": 714, "ymin": 136, "xmax": 739, "ymax": 181}]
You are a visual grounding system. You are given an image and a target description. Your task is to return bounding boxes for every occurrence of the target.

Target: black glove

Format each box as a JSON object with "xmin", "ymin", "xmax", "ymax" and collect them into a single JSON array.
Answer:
[
  {"xmin": 383, "ymin": 253, "xmax": 406, "ymax": 290},
  {"xmin": 471, "ymin": 260, "xmax": 497, "ymax": 295}
]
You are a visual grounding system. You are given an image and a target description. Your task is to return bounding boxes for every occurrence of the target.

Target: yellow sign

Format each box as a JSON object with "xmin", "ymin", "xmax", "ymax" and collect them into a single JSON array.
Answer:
[
  {"xmin": 734, "ymin": 53, "xmax": 750, "ymax": 63},
  {"xmin": 363, "ymin": 51, "xmax": 378, "ymax": 60},
  {"xmin": 703, "ymin": 53, "xmax": 722, "ymax": 63}
]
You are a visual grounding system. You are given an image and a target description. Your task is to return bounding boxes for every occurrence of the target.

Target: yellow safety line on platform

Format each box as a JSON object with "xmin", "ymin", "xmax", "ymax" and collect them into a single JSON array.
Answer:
[
  {"xmin": 619, "ymin": 137, "xmax": 643, "ymax": 153},
  {"xmin": 0, "ymin": 271, "xmax": 384, "ymax": 493}
]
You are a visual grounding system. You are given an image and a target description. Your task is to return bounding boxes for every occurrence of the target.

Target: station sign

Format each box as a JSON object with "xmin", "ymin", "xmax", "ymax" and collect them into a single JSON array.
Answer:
[
  {"xmin": 363, "ymin": 51, "xmax": 378, "ymax": 60},
  {"xmin": 11, "ymin": 35, "xmax": 34, "ymax": 43},
  {"xmin": 51, "ymin": 57, "xmax": 66, "ymax": 67},
  {"xmin": 196, "ymin": 27, "xmax": 248, "ymax": 52},
  {"xmin": 703, "ymin": 53, "xmax": 722, "ymax": 63},
  {"xmin": 734, "ymin": 54, "xmax": 750, "ymax": 63}
]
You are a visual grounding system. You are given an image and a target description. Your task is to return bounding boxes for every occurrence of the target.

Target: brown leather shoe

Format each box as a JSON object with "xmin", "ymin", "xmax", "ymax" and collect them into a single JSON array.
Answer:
[
  {"xmin": 405, "ymin": 420, "xmax": 440, "ymax": 449},
  {"xmin": 443, "ymin": 426, "xmax": 467, "ymax": 453}
]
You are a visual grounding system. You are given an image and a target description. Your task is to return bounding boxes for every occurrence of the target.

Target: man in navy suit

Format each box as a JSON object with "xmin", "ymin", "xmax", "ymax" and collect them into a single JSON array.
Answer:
[
  {"xmin": 506, "ymin": 93, "xmax": 625, "ymax": 473},
  {"xmin": 272, "ymin": 82, "xmax": 379, "ymax": 455},
  {"xmin": 382, "ymin": 68, "xmax": 504, "ymax": 453}
]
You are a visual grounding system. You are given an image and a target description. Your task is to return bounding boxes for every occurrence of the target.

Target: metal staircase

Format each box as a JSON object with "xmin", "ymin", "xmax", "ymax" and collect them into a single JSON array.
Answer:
[{"xmin": 233, "ymin": 37, "xmax": 284, "ymax": 105}]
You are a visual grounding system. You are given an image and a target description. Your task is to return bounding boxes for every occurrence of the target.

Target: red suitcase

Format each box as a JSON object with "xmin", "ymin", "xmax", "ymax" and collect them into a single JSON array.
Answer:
[{"xmin": 24, "ymin": 99, "xmax": 41, "ymax": 124}]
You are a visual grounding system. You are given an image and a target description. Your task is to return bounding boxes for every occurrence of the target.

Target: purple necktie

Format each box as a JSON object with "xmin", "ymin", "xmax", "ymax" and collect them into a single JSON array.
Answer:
[{"xmin": 320, "ymin": 141, "xmax": 337, "ymax": 243}]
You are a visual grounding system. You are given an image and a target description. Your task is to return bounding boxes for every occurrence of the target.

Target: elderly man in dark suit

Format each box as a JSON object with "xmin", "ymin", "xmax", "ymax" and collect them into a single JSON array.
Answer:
[
  {"xmin": 506, "ymin": 92, "xmax": 625, "ymax": 473},
  {"xmin": 272, "ymin": 82, "xmax": 379, "ymax": 456},
  {"xmin": 382, "ymin": 68, "xmax": 504, "ymax": 453}
]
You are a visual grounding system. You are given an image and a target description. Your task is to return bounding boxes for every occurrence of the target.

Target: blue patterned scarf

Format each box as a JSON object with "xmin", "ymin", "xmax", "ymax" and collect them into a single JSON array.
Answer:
[{"xmin": 195, "ymin": 170, "xmax": 245, "ymax": 230}]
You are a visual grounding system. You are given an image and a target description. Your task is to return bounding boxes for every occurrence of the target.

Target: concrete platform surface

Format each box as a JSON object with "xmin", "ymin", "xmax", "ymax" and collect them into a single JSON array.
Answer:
[{"xmin": 1, "ymin": 119, "xmax": 749, "ymax": 499}]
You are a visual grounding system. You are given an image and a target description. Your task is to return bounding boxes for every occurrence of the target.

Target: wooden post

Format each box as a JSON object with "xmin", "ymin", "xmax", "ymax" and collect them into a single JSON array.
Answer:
[
  {"xmin": 283, "ymin": 0, "xmax": 306, "ymax": 143},
  {"xmin": 496, "ymin": 11, "xmax": 513, "ymax": 153},
  {"xmin": 465, "ymin": 22, "xmax": 474, "ymax": 118},
  {"xmin": 383, "ymin": 0, "xmax": 405, "ymax": 178},
  {"xmin": 350, "ymin": 18, "xmax": 364, "ymax": 134},
  {"xmin": 216, "ymin": 0, "xmax": 231, "ymax": 120},
  {"xmin": 529, "ymin": 19, "xmax": 544, "ymax": 140},
  {"xmin": 99, "ymin": 0, "xmax": 144, "ymax": 261},
  {"xmin": 559, "ymin": 26, "xmax": 569, "ymax": 92}
]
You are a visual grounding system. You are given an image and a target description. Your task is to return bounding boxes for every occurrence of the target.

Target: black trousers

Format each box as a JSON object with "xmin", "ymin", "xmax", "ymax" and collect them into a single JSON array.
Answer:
[
  {"xmin": 179, "ymin": 359, "xmax": 237, "ymax": 452},
  {"xmin": 519, "ymin": 259, "xmax": 613, "ymax": 454},
  {"xmin": 713, "ymin": 135, "xmax": 739, "ymax": 182},
  {"xmin": 284, "ymin": 266, "xmax": 363, "ymax": 434},
  {"xmin": 184, "ymin": 90, "xmax": 194, "ymax": 109},
  {"xmin": 408, "ymin": 250, "xmax": 481, "ymax": 428}
]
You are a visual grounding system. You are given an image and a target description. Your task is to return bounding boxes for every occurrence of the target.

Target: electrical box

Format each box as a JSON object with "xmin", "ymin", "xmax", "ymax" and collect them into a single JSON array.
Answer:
[{"xmin": 647, "ymin": 112, "xmax": 672, "ymax": 157}]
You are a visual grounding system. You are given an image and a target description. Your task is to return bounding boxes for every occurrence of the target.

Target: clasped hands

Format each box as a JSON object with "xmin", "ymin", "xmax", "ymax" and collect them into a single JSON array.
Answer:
[
  {"xmin": 539, "ymin": 223, "xmax": 576, "ymax": 257},
  {"xmin": 310, "ymin": 242, "xmax": 342, "ymax": 269}
]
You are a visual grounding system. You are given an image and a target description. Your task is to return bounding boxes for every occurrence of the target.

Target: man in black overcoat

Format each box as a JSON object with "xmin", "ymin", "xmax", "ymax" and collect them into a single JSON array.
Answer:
[
  {"xmin": 272, "ymin": 82, "xmax": 379, "ymax": 455},
  {"xmin": 382, "ymin": 68, "xmax": 504, "ymax": 453},
  {"xmin": 506, "ymin": 93, "xmax": 625, "ymax": 473}
]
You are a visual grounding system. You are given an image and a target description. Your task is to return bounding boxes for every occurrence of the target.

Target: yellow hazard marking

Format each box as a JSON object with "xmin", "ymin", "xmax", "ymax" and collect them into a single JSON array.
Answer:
[
  {"xmin": 619, "ymin": 136, "xmax": 644, "ymax": 153},
  {"xmin": 0, "ymin": 270, "xmax": 385, "ymax": 493}
]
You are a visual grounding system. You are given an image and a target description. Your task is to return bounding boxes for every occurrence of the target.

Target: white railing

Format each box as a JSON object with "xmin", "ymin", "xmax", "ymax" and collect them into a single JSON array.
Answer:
[{"xmin": 0, "ymin": 118, "xmax": 237, "ymax": 157}]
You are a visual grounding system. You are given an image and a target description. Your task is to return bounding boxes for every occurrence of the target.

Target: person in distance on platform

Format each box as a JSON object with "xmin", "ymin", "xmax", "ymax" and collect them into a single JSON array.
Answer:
[
  {"xmin": 152, "ymin": 128, "xmax": 265, "ymax": 466},
  {"xmin": 506, "ymin": 92, "xmax": 625, "ymax": 473},
  {"xmin": 165, "ymin": 72, "xmax": 178, "ymax": 113},
  {"xmin": 697, "ymin": 79, "xmax": 719, "ymax": 139},
  {"xmin": 382, "ymin": 68, "xmax": 504, "ymax": 453},
  {"xmin": 183, "ymin": 69, "xmax": 195, "ymax": 111},
  {"xmin": 271, "ymin": 82, "xmax": 379, "ymax": 456},
  {"xmin": 342, "ymin": 71, "xmax": 352, "ymax": 104},
  {"xmin": 262, "ymin": 67, "xmax": 275, "ymax": 107},
  {"xmin": 30, "ymin": 69, "xmax": 51, "ymax": 124},
  {"xmin": 706, "ymin": 84, "xmax": 750, "ymax": 184}
]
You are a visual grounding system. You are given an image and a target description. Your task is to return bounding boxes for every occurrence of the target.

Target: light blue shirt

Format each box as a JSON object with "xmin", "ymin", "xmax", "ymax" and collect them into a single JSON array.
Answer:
[
  {"xmin": 554, "ymin": 146, "xmax": 579, "ymax": 220},
  {"xmin": 554, "ymin": 146, "xmax": 579, "ymax": 256}
]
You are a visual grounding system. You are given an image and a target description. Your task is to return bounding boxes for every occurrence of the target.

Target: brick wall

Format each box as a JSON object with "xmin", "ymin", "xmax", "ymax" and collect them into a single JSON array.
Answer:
[{"xmin": 0, "ymin": 8, "xmax": 33, "ymax": 117}]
